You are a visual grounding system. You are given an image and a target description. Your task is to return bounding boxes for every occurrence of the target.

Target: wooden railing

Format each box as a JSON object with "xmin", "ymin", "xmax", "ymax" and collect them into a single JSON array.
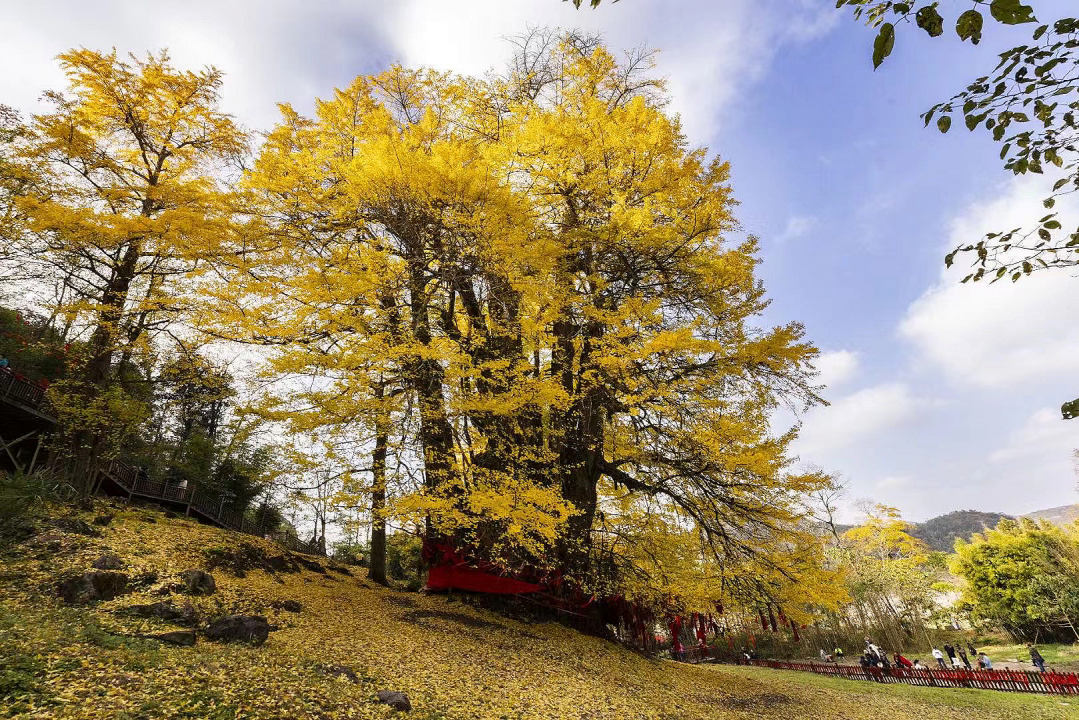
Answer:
[
  {"xmin": 0, "ymin": 370, "xmax": 47, "ymax": 411},
  {"xmin": 706, "ymin": 657, "xmax": 1079, "ymax": 696},
  {"xmin": 97, "ymin": 459, "xmax": 324, "ymax": 557}
]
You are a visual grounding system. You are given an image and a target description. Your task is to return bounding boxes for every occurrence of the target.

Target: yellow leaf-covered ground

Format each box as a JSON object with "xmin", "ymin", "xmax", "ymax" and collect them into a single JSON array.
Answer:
[{"xmin": 1, "ymin": 502, "xmax": 1074, "ymax": 719}]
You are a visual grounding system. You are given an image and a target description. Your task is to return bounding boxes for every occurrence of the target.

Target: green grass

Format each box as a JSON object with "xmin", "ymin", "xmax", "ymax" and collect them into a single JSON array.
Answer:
[
  {"xmin": 716, "ymin": 664, "xmax": 1079, "ymax": 717},
  {"xmin": 976, "ymin": 642, "xmax": 1079, "ymax": 671}
]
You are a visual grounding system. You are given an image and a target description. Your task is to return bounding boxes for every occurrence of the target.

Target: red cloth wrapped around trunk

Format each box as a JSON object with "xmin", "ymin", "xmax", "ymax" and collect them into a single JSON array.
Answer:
[{"xmin": 426, "ymin": 564, "xmax": 544, "ymax": 594}]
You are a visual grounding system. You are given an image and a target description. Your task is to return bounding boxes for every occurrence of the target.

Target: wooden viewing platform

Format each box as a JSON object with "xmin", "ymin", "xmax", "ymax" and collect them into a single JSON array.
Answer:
[
  {"xmin": 0, "ymin": 371, "xmax": 321, "ymax": 556},
  {"xmin": 0, "ymin": 370, "xmax": 49, "ymax": 414},
  {"xmin": 0, "ymin": 370, "xmax": 56, "ymax": 474},
  {"xmin": 92, "ymin": 459, "xmax": 324, "ymax": 557}
]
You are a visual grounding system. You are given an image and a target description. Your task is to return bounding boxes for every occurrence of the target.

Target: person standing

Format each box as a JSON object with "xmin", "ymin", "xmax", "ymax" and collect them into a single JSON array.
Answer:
[
  {"xmin": 943, "ymin": 644, "xmax": 957, "ymax": 665},
  {"xmin": 1029, "ymin": 645, "xmax": 1047, "ymax": 673},
  {"xmin": 967, "ymin": 641, "xmax": 978, "ymax": 658},
  {"xmin": 932, "ymin": 647, "xmax": 947, "ymax": 669},
  {"xmin": 978, "ymin": 652, "xmax": 992, "ymax": 670},
  {"xmin": 834, "ymin": 646, "xmax": 844, "ymax": 662},
  {"xmin": 957, "ymin": 648, "xmax": 972, "ymax": 670}
]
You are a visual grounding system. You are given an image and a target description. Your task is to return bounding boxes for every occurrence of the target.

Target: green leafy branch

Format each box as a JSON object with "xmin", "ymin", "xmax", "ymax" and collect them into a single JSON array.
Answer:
[
  {"xmin": 929, "ymin": 18, "xmax": 1079, "ymax": 282},
  {"xmin": 836, "ymin": 1, "xmax": 1037, "ymax": 68}
]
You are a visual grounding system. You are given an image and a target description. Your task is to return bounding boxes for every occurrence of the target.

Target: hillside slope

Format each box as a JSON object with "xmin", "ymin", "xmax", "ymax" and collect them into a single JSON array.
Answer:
[
  {"xmin": 0, "ymin": 502, "xmax": 1070, "ymax": 719},
  {"xmin": 910, "ymin": 511, "xmax": 1013, "ymax": 552},
  {"xmin": 1024, "ymin": 504, "xmax": 1079, "ymax": 526}
]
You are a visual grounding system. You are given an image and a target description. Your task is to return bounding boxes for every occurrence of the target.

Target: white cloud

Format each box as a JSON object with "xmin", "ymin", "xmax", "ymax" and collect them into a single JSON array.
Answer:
[
  {"xmin": 875, "ymin": 475, "xmax": 912, "ymax": 490},
  {"xmin": 900, "ymin": 179, "xmax": 1079, "ymax": 390},
  {"xmin": 0, "ymin": 1, "xmax": 839, "ymax": 147},
  {"xmin": 776, "ymin": 215, "xmax": 817, "ymax": 243},
  {"xmin": 990, "ymin": 407, "xmax": 1077, "ymax": 464},
  {"xmin": 0, "ymin": 1, "xmax": 395, "ymax": 131},
  {"xmin": 795, "ymin": 382, "xmax": 922, "ymax": 456},
  {"xmin": 814, "ymin": 349, "xmax": 859, "ymax": 392},
  {"xmin": 388, "ymin": 0, "xmax": 838, "ymax": 143}
]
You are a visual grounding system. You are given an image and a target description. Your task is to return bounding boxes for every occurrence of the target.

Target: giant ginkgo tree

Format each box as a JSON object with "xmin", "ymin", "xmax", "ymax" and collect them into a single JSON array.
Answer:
[{"xmin": 210, "ymin": 32, "xmax": 835, "ymax": 614}]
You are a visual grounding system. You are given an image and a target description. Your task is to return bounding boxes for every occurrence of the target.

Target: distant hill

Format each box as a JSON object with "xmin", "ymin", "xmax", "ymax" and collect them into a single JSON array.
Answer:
[
  {"xmin": 1022, "ymin": 503, "xmax": 1079, "ymax": 526},
  {"xmin": 909, "ymin": 510, "xmax": 1012, "ymax": 552}
]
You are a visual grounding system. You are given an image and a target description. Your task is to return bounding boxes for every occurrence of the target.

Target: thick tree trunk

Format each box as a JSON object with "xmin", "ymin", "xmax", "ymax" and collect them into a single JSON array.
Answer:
[
  {"xmin": 407, "ymin": 254, "xmax": 454, "ymax": 493},
  {"xmin": 369, "ymin": 382, "xmax": 389, "ymax": 586},
  {"xmin": 550, "ymin": 310, "xmax": 605, "ymax": 568},
  {"xmin": 71, "ymin": 239, "xmax": 142, "ymax": 492}
]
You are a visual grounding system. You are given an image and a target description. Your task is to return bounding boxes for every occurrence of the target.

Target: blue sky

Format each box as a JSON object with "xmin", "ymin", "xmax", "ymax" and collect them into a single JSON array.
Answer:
[{"xmin": 3, "ymin": 0, "xmax": 1077, "ymax": 521}]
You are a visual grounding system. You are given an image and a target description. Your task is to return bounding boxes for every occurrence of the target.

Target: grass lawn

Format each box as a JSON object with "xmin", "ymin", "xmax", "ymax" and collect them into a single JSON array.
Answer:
[
  {"xmin": 975, "ymin": 642, "xmax": 1079, "ymax": 672},
  {"xmin": 3, "ymin": 501, "xmax": 1078, "ymax": 719}
]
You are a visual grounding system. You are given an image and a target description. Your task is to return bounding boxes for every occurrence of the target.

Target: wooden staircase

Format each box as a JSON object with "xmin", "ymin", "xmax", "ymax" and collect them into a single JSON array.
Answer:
[
  {"xmin": 0, "ymin": 371, "xmax": 323, "ymax": 557},
  {"xmin": 91, "ymin": 459, "xmax": 324, "ymax": 557}
]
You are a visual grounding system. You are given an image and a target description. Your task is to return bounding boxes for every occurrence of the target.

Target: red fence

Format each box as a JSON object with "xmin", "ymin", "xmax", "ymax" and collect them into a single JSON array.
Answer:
[{"xmin": 723, "ymin": 658, "xmax": 1079, "ymax": 695}]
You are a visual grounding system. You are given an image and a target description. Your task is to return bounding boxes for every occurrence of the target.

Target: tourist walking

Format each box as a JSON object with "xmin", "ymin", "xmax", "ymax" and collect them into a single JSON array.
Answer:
[
  {"xmin": 957, "ymin": 649, "xmax": 972, "ymax": 670},
  {"xmin": 943, "ymin": 644, "xmax": 957, "ymax": 664},
  {"xmin": 932, "ymin": 647, "xmax": 947, "ymax": 669}
]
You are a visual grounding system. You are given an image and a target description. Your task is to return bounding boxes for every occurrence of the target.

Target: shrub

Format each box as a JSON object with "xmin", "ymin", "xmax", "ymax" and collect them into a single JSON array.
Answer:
[
  {"xmin": 0, "ymin": 468, "xmax": 77, "ymax": 522},
  {"xmin": 332, "ymin": 541, "xmax": 369, "ymax": 567},
  {"xmin": 387, "ymin": 533, "xmax": 424, "ymax": 591}
]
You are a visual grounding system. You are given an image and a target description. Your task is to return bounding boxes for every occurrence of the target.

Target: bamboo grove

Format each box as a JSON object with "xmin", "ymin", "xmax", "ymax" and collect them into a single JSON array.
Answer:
[{"xmin": 0, "ymin": 33, "xmax": 847, "ymax": 626}]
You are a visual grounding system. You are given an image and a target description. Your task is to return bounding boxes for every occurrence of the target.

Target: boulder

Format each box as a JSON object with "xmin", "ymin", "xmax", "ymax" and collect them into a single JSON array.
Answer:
[
  {"xmin": 152, "ymin": 630, "xmax": 196, "ymax": 647},
  {"xmin": 324, "ymin": 665, "xmax": 359, "ymax": 683},
  {"xmin": 1, "ymin": 517, "xmax": 36, "ymax": 543},
  {"xmin": 297, "ymin": 557, "xmax": 326, "ymax": 574},
  {"xmin": 92, "ymin": 514, "xmax": 114, "ymax": 526},
  {"xmin": 131, "ymin": 570, "xmax": 159, "ymax": 587},
  {"xmin": 27, "ymin": 532, "xmax": 64, "ymax": 554},
  {"xmin": 122, "ymin": 601, "xmax": 194, "ymax": 624},
  {"xmin": 52, "ymin": 518, "xmax": 100, "ymax": 537},
  {"xmin": 204, "ymin": 615, "xmax": 270, "ymax": 646},
  {"xmin": 177, "ymin": 569, "xmax": 216, "ymax": 596},
  {"xmin": 376, "ymin": 690, "xmax": 412, "ymax": 712},
  {"xmin": 275, "ymin": 599, "xmax": 302, "ymax": 613},
  {"xmin": 92, "ymin": 554, "xmax": 124, "ymax": 570},
  {"xmin": 59, "ymin": 571, "xmax": 129, "ymax": 604}
]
